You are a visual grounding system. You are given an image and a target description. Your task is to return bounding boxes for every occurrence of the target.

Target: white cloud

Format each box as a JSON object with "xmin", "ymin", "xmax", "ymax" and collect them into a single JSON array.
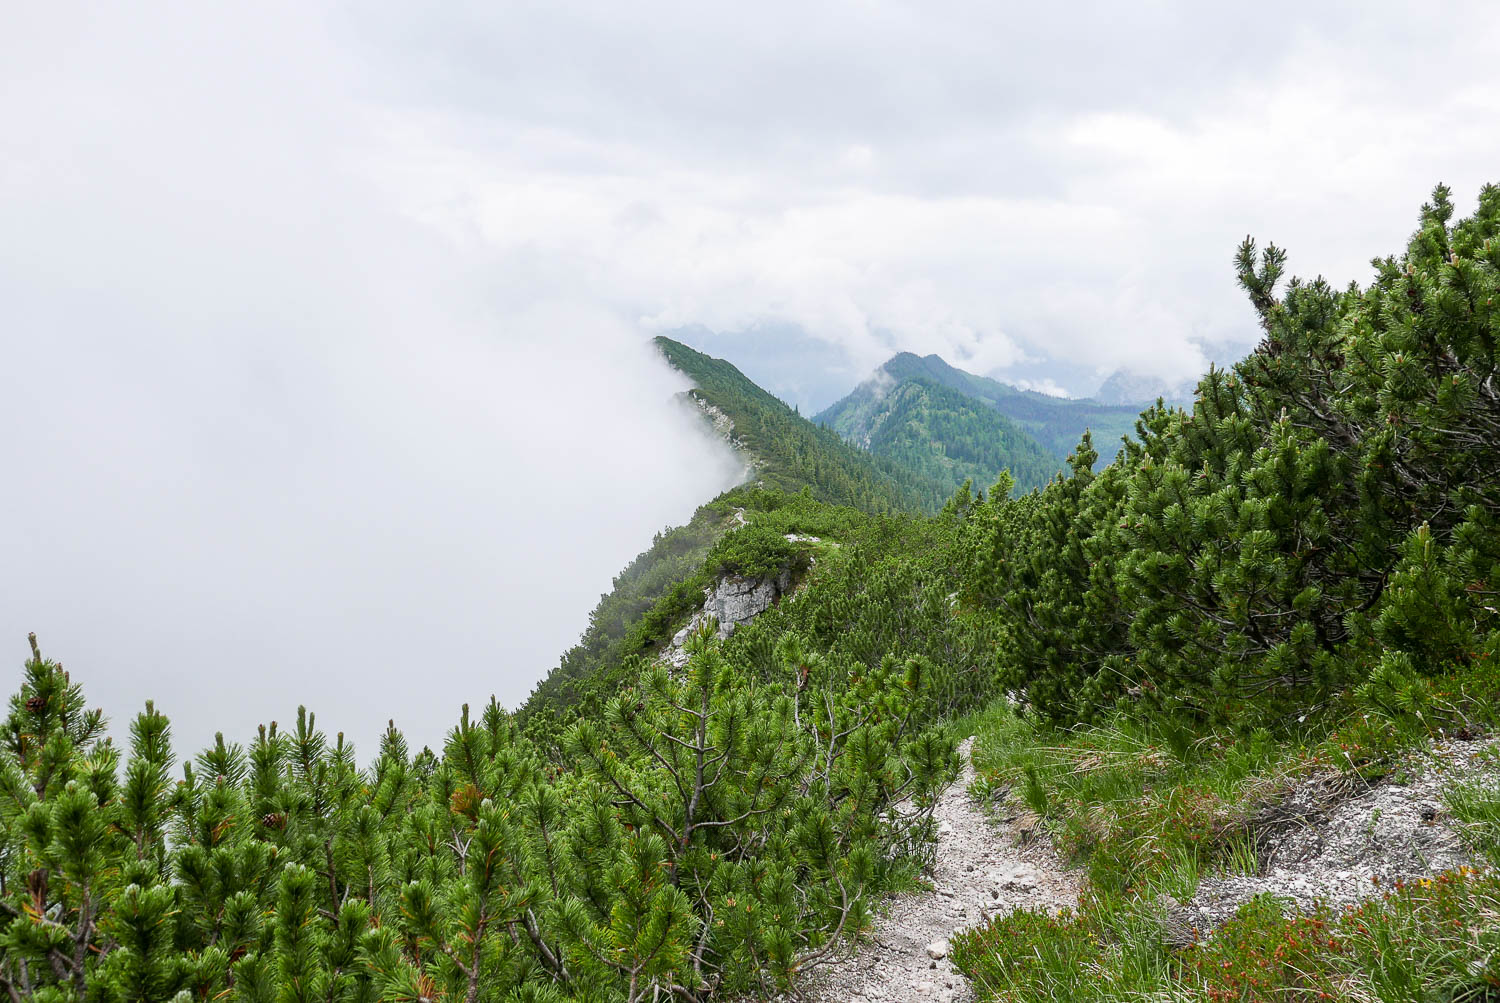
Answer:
[
  {"xmin": 0, "ymin": 4, "xmax": 745, "ymax": 760},
  {"xmin": 1012, "ymin": 378, "xmax": 1072, "ymax": 399},
  {"xmin": 4, "ymin": 0, "xmax": 1499, "ymax": 759},
  {"xmin": 841, "ymin": 145, "xmax": 877, "ymax": 172},
  {"xmin": 352, "ymin": 1, "xmax": 1500, "ymax": 387}
]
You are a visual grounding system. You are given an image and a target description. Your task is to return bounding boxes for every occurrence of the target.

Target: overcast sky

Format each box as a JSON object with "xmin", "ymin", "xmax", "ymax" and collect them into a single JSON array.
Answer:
[{"xmin": 3, "ymin": 2, "xmax": 1498, "ymax": 760}]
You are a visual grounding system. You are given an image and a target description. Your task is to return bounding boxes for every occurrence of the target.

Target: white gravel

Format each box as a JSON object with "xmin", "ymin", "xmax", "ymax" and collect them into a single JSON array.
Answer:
[
  {"xmin": 794, "ymin": 737, "xmax": 1079, "ymax": 1002},
  {"xmin": 1186, "ymin": 735, "xmax": 1499, "ymax": 928},
  {"xmin": 762, "ymin": 733, "xmax": 1499, "ymax": 1000}
]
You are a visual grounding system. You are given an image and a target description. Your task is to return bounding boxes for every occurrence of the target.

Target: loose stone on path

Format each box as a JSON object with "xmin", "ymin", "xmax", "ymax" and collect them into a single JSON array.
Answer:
[{"xmin": 798, "ymin": 737, "xmax": 1079, "ymax": 1003}]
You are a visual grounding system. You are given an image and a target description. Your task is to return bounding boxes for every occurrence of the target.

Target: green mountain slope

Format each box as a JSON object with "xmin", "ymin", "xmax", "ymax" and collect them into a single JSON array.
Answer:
[
  {"xmin": 654, "ymin": 336, "xmax": 956, "ymax": 514},
  {"xmin": 524, "ymin": 340, "xmax": 1100, "ymax": 726},
  {"xmin": 10, "ymin": 183, "xmax": 1500, "ymax": 1003},
  {"xmin": 819, "ymin": 352, "xmax": 1147, "ymax": 462},
  {"xmin": 521, "ymin": 336, "xmax": 960, "ymax": 725},
  {"xmin": 518, "ymin": 498, "xmax": 738, "ymax": 717},
  {"xmin": 517, "ymin": 485, "xmax": 877, "ymax": 726},
  {"xmin": 814, "ymin": 375, "xmax": 1060, "ymax": 494}
]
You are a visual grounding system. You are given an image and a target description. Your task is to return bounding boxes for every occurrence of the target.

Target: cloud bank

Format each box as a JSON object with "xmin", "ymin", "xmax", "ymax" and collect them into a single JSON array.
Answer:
[
  {"xmin": 3, "ymin": 1, "xmax": 1498, "ymax": 755},
  {"xmin": 351, "ymin": 0, "xmax": 1500, "ymax": 395},
  {"xmin": 0, "ymin": 4, "xmax": 744, "ymax": 759}
]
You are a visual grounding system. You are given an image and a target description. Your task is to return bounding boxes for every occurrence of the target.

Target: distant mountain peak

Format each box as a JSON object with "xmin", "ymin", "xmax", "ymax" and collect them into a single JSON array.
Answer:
[
  {"xmin": 1092, "ymin": 369, "xmax": 1197, "ymax": 407},
  {"xmin": 818, "ymin": 352, "xmax": 1146, "ymax": 467},
  {"xmin": 652, "ymin": 335, "xmax": 961, "ymax": 514}
]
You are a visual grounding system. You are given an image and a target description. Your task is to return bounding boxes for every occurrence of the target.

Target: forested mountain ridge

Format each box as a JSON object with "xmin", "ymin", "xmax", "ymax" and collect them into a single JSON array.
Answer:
[
  {"xmin": 517, "ymin": 495, "xmax": 744, "ymax": 719},
  {"xmin": 6, "ymin": 183, "xmax": 1500, "ymax": 1003},
  {"xmin": 817, "ymin": 351, "xmax": 1145, "ymax": 461},
  {"xmin": 519, "ymin": 337, "xmax": 969, "ymax": 721},
  {"xmin": 654, "ymin": 336, "xmax": 958, "ymax": 514},
  {"xmin": 809, "ymin": 374, "xmax": 1060, "ymax": 494}
]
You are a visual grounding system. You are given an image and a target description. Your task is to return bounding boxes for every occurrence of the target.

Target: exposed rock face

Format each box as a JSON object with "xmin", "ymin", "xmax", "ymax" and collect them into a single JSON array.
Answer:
[
  {"xmin": 685, "ymin": 392, "xmax": 763, "ymax": 475},
  {"xmin": 705, "ymin": 569, "xmax": 792, "ymax": 638},
  {"xmin": 661, "ymin": 567, "xmax": 794, "ymax": 667},
  {"xmin": 659, "ymin": 530, "xmax": 821, "ymax": 668},
  {"xmin": 662, "ymin": 627, "xmax": 697, "ymax": 669},
  {"xmin": 690, "ymin": 393, "xmax": 738, "ymax": 445}
]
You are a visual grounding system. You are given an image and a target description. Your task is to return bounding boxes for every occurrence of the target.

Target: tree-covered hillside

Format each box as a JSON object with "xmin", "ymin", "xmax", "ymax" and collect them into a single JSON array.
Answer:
[
  {"xmin": 5, "ymin": 184, "xmax": 1500, "ymax": 1002},
  {"xmin": 517, "ymin": 496, "xmax": 741, "ymax": 720},
  {"xmin": 517, "ymin": 486, "xmax": 870, "ymax": 730},
  {"xmin": 810, "ymin": 375, "xmax": 1059, "ymax": 494},
  {"xmin": 654, "ymin": 337, "xmax": 957, "ymax": 514},
  {"xmin": 818, "ymin": 352, "xmax": 1145, "ymax": 461},
  {"xmin": 944, "ymin": 182, "xmax": 1500, "ymax": 1000},
  {"xmin": 521, "ymin": 336, "xmax": 969, "ymax": 727}
]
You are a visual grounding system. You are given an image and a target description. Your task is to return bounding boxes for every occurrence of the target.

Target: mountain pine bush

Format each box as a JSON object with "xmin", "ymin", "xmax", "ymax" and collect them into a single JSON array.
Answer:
[
  {"xmin": 5, "ymin": 182, "xmax": 1498, "ymax": 1001},
  {"xmin": 965, "ymin": 183, "xmax": 1500, "ymax": 725},
  {"xmin": 0, "ymin": 632, "xmax": 954, "ymax": 1002}
]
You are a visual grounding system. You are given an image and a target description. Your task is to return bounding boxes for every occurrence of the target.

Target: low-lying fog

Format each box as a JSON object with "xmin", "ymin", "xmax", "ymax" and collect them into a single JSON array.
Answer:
[
  {"xmin": 0, "ymin": 7, "xmax": 746, "ymax": 760},
  {"xmin": 6, "ymin": 1, "xmax": 1496, "ymax": 760}
]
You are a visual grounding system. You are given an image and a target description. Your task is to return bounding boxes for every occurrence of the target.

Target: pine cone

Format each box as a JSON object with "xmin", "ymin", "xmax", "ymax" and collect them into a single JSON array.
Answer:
[{"xmin": 262, "ymin": 812, "xmax": 287, "ymax": 829}]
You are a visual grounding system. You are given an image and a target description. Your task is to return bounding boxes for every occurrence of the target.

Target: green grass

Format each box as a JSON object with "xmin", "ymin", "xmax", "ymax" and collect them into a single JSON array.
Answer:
[
  {"xmin": 962, "ymin": 704, "xmax": 1311, "ymax": 898},
  {"xmin": 1445, "ymin": 778, "xmax": 1500, "ymax": 867},
  {"xmin": 954, "ymin": 871, "xmax": 1500, "ymax": 1002},
  {"xmin": 947, "ymin": 665, "xmax": 1500, "ymax": 1002}
]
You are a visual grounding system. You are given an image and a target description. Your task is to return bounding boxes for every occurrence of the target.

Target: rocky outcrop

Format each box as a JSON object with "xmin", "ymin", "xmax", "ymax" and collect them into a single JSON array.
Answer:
[
  {"xmin": 661, "ymin": 564, "xmax": 796, "ymax": 668},
  {"xmin": 662, "ymin": 618, "xmax": 706, "ymax": 668},
  {"xmin": 705, "ymin": 569, "xmax": 793, "ymax": 637},
  {"xmin": 690, "ymin": 393, "xmax": 738, "ymax": 444},
  {"xmin": 685, "ymin": 392, "xmax": 764, "ymax": 474},
  {"xmin": 657, "ymin": 528, "xmax": 828, "ymax": 668},
  {"xmin": 1178, "ymin": 734, "xmax": 1499, "ymax": 932}
]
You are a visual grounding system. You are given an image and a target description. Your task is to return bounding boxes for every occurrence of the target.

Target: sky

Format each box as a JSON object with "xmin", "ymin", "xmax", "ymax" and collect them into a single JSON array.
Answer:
[{"xmin": 3, "ymin": 2, "xmax": 1498, "ymax": 759}]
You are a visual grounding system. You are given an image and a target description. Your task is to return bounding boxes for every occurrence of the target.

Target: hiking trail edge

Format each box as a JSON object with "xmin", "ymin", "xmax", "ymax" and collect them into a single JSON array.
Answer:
[{"xmin": 797, "ymin": 737, "xmax": 1080, "ymax": 1002}]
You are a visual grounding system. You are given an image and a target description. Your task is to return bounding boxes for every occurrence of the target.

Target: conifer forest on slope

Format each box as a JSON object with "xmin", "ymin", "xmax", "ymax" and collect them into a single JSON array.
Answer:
[
  {"xmin": 814, "ymin": 350, "xmax": 1145, "ymax": 468},
  {"xmin": 4, "ymin": 184, "xmax": 1500, "ymax": 1002}
]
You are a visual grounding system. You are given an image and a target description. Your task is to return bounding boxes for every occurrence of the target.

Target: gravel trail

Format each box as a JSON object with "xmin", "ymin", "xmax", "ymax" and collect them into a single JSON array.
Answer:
[{"xmin": 799, "ymin": 738, "xmax": 1079, "ymax": 1002}]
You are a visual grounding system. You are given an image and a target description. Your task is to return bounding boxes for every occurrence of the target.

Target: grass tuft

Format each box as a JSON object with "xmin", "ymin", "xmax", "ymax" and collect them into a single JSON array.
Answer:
[
  {"xmin": 951, "ymin": 664, "xmax": 1500, "ymax": 1001},
  {"xmin": 1445, "ymin": 778, "xmax": 1500, "ymax": 867}
]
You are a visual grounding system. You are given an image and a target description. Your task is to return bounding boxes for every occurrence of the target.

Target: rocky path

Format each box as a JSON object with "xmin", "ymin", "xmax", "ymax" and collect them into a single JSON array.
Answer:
[
  {"xmin": 800, "ymin": 738, "xmax": 1079, "ymax": 1003},
  {"xmin": 786, "ymin": 731, "xmax": 1498, "ymax": 1001}
]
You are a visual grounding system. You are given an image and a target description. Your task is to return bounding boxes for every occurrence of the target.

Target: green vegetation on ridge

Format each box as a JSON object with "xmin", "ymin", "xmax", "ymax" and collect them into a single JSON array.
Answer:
[
  {"xmin": 4, "ymin": 183, "xmax": 1500, "ymax": 1002},
  {"xmin": 942, "ymin": 182, "xmax": 1500, "ymax": 1000},
  {"xmin": 817, "ymin": 351, "xmax": 1146, "ymax": 462},
  {"xmin": 654, "ymin": 336, "xmax": 959, "ymax": 514},
  {"xmin": 521, "ymin": 332, "xmax": 971, "ymax": 731},
  {"xmin": 518, "ymin": 486, "xmax": 867, "ymax": 732},
  {"xmin": 812, "ymin": 375, "xmax": 1060, "ymax": 495}
]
